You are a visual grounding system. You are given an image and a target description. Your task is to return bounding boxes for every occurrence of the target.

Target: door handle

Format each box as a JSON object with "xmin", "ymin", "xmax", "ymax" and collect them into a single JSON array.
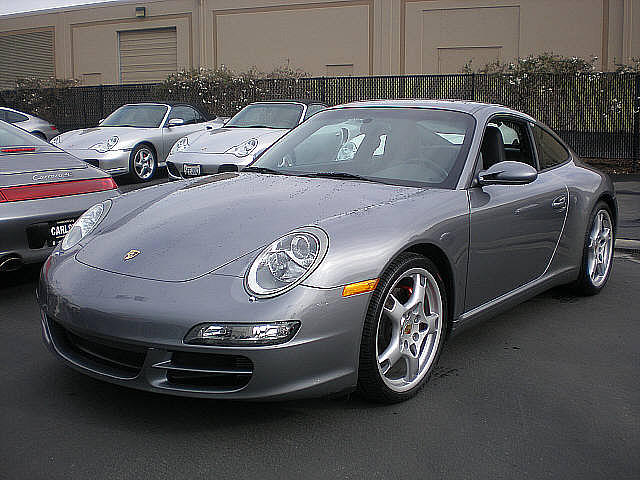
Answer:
[{"xmin": 551, "ymin": 195, "xmax": 566, "ymax": 209}]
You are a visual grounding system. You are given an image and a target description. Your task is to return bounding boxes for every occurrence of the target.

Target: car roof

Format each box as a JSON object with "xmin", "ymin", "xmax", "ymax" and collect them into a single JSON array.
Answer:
[{"xmin": 333, "ymin": 99, "xmax": 535, "ymax": 120}]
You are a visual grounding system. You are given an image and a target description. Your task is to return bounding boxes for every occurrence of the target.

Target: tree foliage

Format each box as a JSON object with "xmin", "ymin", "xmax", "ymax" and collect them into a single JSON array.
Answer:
[{"xmin": 154, "ymin": 65, "xmax": 312, "ymax": 117}]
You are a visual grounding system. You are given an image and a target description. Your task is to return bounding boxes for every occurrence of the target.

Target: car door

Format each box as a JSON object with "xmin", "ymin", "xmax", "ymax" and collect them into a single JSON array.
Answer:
[
  {"xmin": 465, "ymin": 117, "xmax": 568, "ymax": 311},
  {"xmin": 161, "ymin": 106, "xmax": 202, "ymax": 159}
]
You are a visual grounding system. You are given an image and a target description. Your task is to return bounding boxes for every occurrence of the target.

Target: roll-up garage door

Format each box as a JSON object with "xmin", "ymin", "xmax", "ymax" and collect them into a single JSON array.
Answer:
[
  {"xmin": 0, "ymin": 30, "xmax": 55, "ymax": 90},
  {"xmin": 118, "ymin": 27, "xmax": 177, "ymax": 84}
]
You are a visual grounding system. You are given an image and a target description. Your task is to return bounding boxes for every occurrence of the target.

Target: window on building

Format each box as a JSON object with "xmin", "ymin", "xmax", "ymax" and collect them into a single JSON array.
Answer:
[{"xmin": 326, "ymin": 64, "xmax": 354, "ymax": 76}]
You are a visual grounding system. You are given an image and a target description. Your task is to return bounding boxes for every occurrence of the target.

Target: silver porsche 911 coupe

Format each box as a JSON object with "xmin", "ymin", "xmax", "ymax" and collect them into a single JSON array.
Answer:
[
  {"xmin": 51, "ymin": 103, "xmax": 224, "ymax": 182},
  {"xmin": 0, "ymin": 120, "xmax": 119, "ymax": 272},
  {"xmin": 38, "ymin": 100, "xmax": 616, "ymax": 403},
  {"xmin": 166, "ymin": 100, "xmax": 327, "ymax": 179},
  {"xmin": 0, "ymin": 107, "xmax": 58, "ymax": 141}
]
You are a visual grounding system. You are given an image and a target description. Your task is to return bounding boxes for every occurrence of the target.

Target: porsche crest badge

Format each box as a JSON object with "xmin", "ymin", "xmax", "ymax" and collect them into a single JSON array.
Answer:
[{"xmin": 123, "ymin": 249, "xmax": 141, "ymax": 261}]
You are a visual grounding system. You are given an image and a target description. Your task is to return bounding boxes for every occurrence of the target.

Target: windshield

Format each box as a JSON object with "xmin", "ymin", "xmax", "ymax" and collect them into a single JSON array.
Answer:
[
  {"xmin": 0, "ymin": 120, "xmax": 52, "ymax": 148},
  {"xmin": 226, "ymin": 103, "xmax": 303, "ymax": 129},
  {"xmin": 101, "ymin": 104, "xmax": 168, "ymax": 128},
  {"xmin": 250, "ymin": 107, "xmax": 476, "ymax": 188}
]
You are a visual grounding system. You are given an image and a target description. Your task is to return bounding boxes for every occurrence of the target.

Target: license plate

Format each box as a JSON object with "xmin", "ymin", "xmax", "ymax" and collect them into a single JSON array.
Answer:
[
  {"xmin": 183, "ymin": 164, "xmax": 201, "ymax": 176},
  {"xmin": 48, "ymin": 218, "xmax": 77, "ymax": 246}
]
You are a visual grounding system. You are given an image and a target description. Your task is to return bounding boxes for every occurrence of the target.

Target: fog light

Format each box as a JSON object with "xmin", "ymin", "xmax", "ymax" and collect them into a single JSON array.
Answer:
[{"xmin": 184, "ymin": 321, "xmax": 300, "ymax": 346}]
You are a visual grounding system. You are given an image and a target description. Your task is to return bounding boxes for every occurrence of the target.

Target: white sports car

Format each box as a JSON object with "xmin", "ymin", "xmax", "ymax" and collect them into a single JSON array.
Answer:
[{"xmin": 166, "ymin": 100, "xmax": 326, "ymax": 179}]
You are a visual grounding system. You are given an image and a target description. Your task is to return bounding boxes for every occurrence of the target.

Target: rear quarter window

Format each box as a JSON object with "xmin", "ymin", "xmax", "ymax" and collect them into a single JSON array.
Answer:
[
  {"xmin": 531, "ymin": 124, "xmax": 569, "ymax": 170},
  {"xmin": 5, "ymin": 111, "xmax": 28, "ymax": 123}
]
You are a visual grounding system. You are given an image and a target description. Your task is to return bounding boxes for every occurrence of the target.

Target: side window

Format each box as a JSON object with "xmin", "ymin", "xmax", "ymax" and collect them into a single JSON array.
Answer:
[
  {"xmin": 483, "ymin": 118, "xmax": 536, "ymax": 169},
  {"xmin": 193, "ymin": 109, "xmax": 206, "ymax": 123},
  {"xmin": 168, "ymin": 106, "xmax": 197, "ymax": 125},
  {"xmin": 531, "ymin": 124, "xmax": 569, "ymax": 170},
  {"xmin": 303, "ymin": 104, "xmax": 326, "ymax": 121},
  {"xmin": 0, "ymin": 110, "xmax": 6, "ymax": 121},
  {"xmin": 5, "ymin": 111, "xmax": 28, "ymax": 123}
]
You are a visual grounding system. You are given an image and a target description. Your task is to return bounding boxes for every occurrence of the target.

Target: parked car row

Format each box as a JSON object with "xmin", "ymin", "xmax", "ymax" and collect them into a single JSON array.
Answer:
[
  {"xmin": 47, "ymin": 100, "xmax": 327, "ymax": 182},
  {"xmin": 11, "ymin": 99, "xmax": 616, "ymax": 403}
]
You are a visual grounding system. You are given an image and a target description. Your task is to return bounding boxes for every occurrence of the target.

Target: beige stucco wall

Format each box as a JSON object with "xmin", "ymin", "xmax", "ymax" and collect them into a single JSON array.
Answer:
[
  {"xmin": 403, "ymin": 0, "xmax": 606, "ymax": 74},
  {"xmin": 0, "ymin": 0, "xmax": 639, "ymax": 85},
  {"xmin": 213, "ymin": 3, "xmax": 371, "ymax": 76}
]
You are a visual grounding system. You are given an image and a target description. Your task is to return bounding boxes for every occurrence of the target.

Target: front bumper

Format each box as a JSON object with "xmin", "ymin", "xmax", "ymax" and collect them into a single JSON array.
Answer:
[
  {"xmin": 65, "ymin": 149, "xmax": 132, "ymax": 176},
  {"xmin": 0, "ymin": 189, "xmax": 118, "ymax": 266},
  {"xmin": 38, "ymin": 254, "xmax": 370, "ymax": 400},
  {"xmin": 167, "ymin": 153, "xmax": 254, "ymax": 179}
]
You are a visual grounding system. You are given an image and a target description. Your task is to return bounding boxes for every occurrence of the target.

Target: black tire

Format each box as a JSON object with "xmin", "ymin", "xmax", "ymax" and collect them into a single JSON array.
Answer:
[
  {"xmin": 571, "ymin": 201, "xmax": 615, "ymax": 296},
  {"xmin": 128, "ymin": 144, "xmax": 157, "ymax": 183},
  {"xmin": 357, "ymin": 252, "xmax": 448, "ymax": 403},
  {"xmin": 31, "ymin": 131, "xmax": 47, "ymax": 141}
]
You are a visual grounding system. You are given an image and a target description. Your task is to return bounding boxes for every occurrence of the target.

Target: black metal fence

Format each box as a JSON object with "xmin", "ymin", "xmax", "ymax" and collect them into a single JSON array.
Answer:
[{"xmin": 1, "ymin": 73, "xmax": 638, "ymax": 163}]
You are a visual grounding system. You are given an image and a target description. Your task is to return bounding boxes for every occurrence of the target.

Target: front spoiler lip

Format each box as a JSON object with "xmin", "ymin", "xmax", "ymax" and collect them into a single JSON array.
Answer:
[{"xmin": 41, "ymin": 311, "xmax": 358, "ymax": 400}]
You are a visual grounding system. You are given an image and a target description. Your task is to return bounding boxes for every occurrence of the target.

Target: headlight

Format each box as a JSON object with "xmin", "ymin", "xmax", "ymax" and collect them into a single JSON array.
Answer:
[
  {"xmin": 90, "ymin": 136, "xmax": 119, "ymax": 153},
  {"xmin": 61, "ymin": 200, "xmax": 111, "ymax": 251},
  {"xmin": 226, "ymin": 138, "xmax": 258, "ymax": 157},
  {"xmin": 245, "ymin": 227, "xmax": 328, "ymax": 298},
  {"xmin": 169, "ymin": 136, "xmax": 189, "ymax": 155}
]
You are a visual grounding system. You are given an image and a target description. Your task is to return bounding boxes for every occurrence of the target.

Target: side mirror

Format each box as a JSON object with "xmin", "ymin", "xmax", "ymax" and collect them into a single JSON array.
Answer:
[
  {"xmin": 167, "ymin": 118, "xmax": 184, "ymax": 127},
  {"xmin": 478, "ymin": 161, "xmax": 538, "ymax": 186}
]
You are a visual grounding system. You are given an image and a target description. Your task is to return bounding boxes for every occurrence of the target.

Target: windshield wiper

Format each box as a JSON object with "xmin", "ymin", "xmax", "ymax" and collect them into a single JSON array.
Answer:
[
  {"xmin": 242, "ymin": 166, "xmax": 288, "ymax": 175},
  {"xmin": 298, "ymin": 171, "xmax": 380, "ymax": 183}
]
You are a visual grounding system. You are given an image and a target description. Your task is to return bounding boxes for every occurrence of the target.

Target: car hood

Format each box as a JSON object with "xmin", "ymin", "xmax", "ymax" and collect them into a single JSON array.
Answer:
[
  {"xmin": 55, "ymin": 127, "xmax": 152, "ymax": 149},
  {"xmin": 76, "ymin": 173, "xmax": 423, "ymax": 282},
  {"xmin": 181, "ymin": 127, "xmax": 287, "ymax": 154}
]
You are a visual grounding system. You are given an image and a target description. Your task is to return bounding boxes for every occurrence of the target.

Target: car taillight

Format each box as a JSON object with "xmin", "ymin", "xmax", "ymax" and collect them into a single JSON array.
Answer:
[
  {"xmin": 0, "ymin": 178, "xmax": 117, "ymax": 203},
  {"xmin": 50, "ymin": 126, "xmax": 58, "ymax": 130},
  {"xmin": 1, "ymin": 147, "xmax": 36, "ymax": 153}
]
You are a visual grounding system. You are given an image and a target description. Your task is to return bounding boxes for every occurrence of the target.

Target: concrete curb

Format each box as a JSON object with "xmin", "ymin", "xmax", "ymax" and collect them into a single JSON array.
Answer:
[{"xmin": 615, "ymin": 238, "xmax": 640, "ymax": 253}]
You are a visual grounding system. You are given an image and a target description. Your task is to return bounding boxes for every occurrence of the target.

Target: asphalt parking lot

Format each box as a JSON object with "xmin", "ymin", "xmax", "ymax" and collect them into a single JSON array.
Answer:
[{"xmin": 1, "ymin": 175, "xmax": 638, "ymax": 480}]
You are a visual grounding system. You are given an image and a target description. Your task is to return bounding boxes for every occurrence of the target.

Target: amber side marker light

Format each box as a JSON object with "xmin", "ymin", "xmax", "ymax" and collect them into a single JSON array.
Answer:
[{"xmin": 342, "ymin": 278, "xmax": 379, "ymax": 297}]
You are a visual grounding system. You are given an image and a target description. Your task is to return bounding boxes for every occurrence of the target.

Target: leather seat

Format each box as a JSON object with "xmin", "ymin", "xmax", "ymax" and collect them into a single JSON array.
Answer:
[{"xmin": 480, "ymin": 126, "xmax": 505, "ymax": 169}]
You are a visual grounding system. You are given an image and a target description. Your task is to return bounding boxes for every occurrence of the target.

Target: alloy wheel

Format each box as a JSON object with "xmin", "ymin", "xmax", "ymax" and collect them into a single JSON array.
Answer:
[
  {"xmin": 375, "ymin": 267, "xmax": 443, "ymax": 393},
  {"xmin": 587, "ymin": 209, "xmax": 613, "ymax": 287},
  {"xmin": 133, "ymin": 147, "xmax": 155, "ymax": 180}
]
